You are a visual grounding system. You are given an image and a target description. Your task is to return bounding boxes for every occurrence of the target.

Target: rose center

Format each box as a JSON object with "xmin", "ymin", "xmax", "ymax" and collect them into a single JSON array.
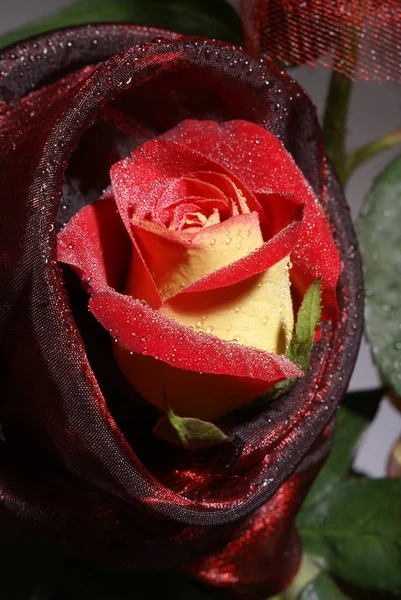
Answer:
[{"xmin": 157, "ymin": 171, "xmax": 250, "ymax": 233}]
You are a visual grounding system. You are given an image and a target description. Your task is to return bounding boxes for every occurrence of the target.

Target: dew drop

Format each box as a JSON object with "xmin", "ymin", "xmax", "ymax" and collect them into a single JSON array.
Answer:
[
  {"xmin": 206, "ymin": 326, "xmax": 214, "ymax": 334},
  {"xmin": 196, "ymin": 321, "xmax": 203, "ymax": 328},
  {"xmin": 235, "ymin": 307, "xmax": 240, "ymax": 313},
  {"xmin": 225, "ymin": 237, "xmax": 232, "ymax": 244},
  {"xmin": 210, "ymin": 239, "xmax": 216, "ymax": 245}
]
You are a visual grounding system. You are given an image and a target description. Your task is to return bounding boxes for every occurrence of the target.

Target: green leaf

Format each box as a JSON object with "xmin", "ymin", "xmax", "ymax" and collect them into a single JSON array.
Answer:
[
  {"xmin": 298, "ymin": 572, "xmax": 350, "ymax": 600},
  {"xmin": 153, "ymin": 407, "xmax": 232, "ymax": 449},
  {"xmin": 0, "ymin": 0, "xmax": 243, "ymax": 49},
  {"xmin": 298, "ymin": 478, "xmax": 401, "ymax": 595},
  {"xmin": 357, "ymin": 152, "xmax": 401, "ymax": 396}
]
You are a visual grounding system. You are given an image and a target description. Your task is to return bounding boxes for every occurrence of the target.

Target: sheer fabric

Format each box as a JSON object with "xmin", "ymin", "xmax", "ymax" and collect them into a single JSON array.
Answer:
[{"xmin": 0, "ymin": 25, "xmax": 363, "ymax": 595}]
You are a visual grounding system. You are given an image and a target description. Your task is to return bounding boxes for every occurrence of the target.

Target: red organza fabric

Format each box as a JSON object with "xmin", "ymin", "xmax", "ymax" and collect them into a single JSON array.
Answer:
[
  {"xmin": 241, "ymin": 0, "xmax": 401, "ymax": 83},
  {"xmin": 0, "ymin": 25, "xmax": 363, "ymax": 597}
]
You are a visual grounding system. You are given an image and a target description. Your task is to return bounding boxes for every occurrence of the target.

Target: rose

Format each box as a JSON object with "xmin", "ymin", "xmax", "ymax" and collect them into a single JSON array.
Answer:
[
  {"xmin": 58, "ymin": 118, "xmax": 340, "ymax": 421},
  {"xmin": 0, "ymin": 26, "xmax": 363, "ymax": 596}
]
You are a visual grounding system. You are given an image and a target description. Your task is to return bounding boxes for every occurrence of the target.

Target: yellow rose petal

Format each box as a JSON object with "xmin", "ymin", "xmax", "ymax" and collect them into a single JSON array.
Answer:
[{"xmin": 161, "ymin": 257, "xmax": 293, "ymax": 354}]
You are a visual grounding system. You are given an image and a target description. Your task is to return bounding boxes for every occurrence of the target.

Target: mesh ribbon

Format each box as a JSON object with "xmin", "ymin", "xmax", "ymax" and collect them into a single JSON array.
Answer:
[
  {"xmin": 241, "ymin": 0, "xmax": 401, "ymax": 83},
  {"xmin": 0, "ymin": 25, "xmax": 363, "ymax": 597}
]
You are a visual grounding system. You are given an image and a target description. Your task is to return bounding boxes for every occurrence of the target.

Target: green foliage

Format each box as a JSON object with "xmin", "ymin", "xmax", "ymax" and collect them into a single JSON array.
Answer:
[
  {"xmin": 299, "ymin": 479, "xmax": 401, "ymax": 595},
  {"xmin": 298, "ymin": 399, "xmax": 401, "ymax": 595},
  {"xmin": 0, "ymin": 0, "xmax": 243, "ymax": 49},
  {"xmin": 357, "ymin": 152, "xmax": 401, "ymax": 396}
]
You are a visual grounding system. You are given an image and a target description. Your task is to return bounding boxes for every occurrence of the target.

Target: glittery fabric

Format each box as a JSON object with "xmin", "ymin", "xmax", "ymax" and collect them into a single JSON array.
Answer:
[
  {"xmin": 0, "ymin": 25, "xmax": 363, "ymax": 597},
  {"xmin": 186, "ymin": 425, "xmax": 333, "ymax": 597},
  {"xmin": 241, "ymin": 0, "xmax": 401, "ymax": 83}
]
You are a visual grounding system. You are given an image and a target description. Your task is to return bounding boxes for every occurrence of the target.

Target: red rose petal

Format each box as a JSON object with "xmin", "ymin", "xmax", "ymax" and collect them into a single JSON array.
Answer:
[
  {"xmin": 257, "ymin": 192, "xmax": 303, "ymax": 236},
  {"xmin": 57, "ymin": 196, "xmax": 131, "ymax": 293},
  {"xmin": 159, "ymin": 175, "xmax": 232, "ymax": 225},
  {"xmin": 89, "ymin": 290, "xmax": 303, "ymax": 383},
  {"xmin": 182, "ymin": 171, "xmax": 256, "ymax": 220},
  {"xmin": 110, "ymin": 139, "xmax": 269, "ymax": 231},
  {"xmin": 172, "ymin": 214, "xmax": 302, "ymax": 298},
  {"xmin": 162, "ymin": 120, "xmax": 340, "ymax": 320}
]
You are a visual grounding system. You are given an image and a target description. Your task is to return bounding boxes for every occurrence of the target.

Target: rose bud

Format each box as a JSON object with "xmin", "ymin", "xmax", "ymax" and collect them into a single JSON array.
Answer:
[
  {"xmin": 0, "ymin": 25, "xmax": 363, "ymax": 597},
  {"xmin": 58, "ymin": 118, "xmax": 340, "ymax": 421}
]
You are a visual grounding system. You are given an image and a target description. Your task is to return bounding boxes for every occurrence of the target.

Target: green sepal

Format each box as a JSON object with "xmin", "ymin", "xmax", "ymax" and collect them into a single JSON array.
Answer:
[
  {"xmin": 153, "ymin": 407, "xmax": 232, "ymax": 450},
  {"xmin": 287, "ymin": 278, "xmax": 322, "ymax": 373},
  {"xmin": 270, "ymin": 279, "xmax": 322, "ymax": 399}
]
